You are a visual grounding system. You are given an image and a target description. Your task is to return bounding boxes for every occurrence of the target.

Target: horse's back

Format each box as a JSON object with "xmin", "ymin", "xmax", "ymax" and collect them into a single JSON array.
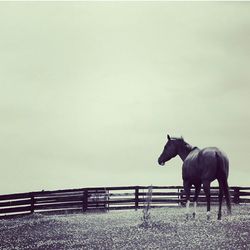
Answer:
[{"xmin": 183, "ymin": 147, "xmax": 229, "ymax": 182}]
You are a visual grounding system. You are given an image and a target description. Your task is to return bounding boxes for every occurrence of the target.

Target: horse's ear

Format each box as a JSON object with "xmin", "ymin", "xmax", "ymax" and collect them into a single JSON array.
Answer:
[
  {"xmin": 167, "ymin": 134, "xmax": 171, "ymax": 140},
  {"xmin": 181, "ymin": 136, "xmax": 184, "ymax": 141}
]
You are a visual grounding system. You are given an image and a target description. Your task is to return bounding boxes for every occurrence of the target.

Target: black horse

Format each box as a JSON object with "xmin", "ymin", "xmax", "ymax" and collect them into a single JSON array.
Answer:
[{"xmin": 158, "ymin": 135, "xmax": 231, "ymax": 220}]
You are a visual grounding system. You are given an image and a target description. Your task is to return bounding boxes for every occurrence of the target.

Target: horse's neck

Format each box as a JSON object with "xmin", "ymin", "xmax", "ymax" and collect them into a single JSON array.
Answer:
[{"xmin": 177, "ymin": 145, "xmax": 194, "ymax": 161}]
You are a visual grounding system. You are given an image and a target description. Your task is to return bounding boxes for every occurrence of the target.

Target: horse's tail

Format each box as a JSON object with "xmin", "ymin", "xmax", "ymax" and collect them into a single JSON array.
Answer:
[{"xmin": 216, "ymin": 152, "xmax": 231, "ymax": 214}]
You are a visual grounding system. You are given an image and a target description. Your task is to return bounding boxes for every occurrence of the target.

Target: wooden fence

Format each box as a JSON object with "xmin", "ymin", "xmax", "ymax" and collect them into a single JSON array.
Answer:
[{"xmin": 0, "ymin": 186, "xmax": 249, "ymax": 219}]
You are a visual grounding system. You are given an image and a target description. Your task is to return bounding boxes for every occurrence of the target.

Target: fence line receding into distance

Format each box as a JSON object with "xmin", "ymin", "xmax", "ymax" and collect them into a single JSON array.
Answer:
[{"xmin": 0, "ymin": 186, "xmax": 249, "ymax": 218}]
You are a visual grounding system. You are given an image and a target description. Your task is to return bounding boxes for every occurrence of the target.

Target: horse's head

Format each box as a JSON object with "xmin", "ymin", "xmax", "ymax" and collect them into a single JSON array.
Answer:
[{"xmin": 158, "ymin": 134, "xmax": 183, "ymax": 166}]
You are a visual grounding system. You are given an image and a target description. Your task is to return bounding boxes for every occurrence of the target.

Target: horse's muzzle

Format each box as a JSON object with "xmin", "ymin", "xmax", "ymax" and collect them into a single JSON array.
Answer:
[{"xmin": 158, "ymin": 158, "xmax": 165, "ymax": 166}]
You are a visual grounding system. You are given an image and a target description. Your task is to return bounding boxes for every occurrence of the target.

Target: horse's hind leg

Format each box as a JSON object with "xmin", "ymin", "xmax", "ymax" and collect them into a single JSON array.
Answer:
[
  {"xmin": 193, "ymin": 184, "xmax": 201, "ymax": 219},
  {"xmin": 184, "ymin": 181, "xmax": 191, "ymax": 220},
  {"xmin": 203, "ymin": 180, "xmax": 211, "ymax": 220},
  {"xmin": 217, "ymin": 183, "xmax": 223, "ymax": 220}
]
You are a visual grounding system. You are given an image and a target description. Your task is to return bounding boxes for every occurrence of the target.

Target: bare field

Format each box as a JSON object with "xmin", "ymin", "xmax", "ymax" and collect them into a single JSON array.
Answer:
[{"xmin": 0, "ymin": 205, "xmax": 249, "ymax": 250}]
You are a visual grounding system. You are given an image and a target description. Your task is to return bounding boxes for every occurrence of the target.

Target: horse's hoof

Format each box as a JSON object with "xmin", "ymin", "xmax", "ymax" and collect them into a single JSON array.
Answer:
[
  {"xmin": 192, "ymin": 212, "xmax": 196, "ymax": 219},
  {"xmin": 217, "ymin": 214, "xmax": 222, "ymax": 220},
  {"xmin": 186, "ymin": 214, "xmax": 189, "ymax": 220},
  {"xmin": 206, "ymin": 211, "xmax": 211, "ymax": 220}
]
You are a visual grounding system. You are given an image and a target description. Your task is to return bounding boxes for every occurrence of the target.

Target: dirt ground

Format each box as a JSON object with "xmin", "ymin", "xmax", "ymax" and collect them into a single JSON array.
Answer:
[{"xmin": 0, "ymin": 205, "xmax": 249, "ymax": 250}]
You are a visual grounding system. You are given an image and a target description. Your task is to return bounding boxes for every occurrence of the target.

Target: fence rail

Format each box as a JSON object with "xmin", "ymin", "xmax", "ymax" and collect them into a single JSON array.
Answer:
[{"xmin": 0, "ymin": 185, "xmax": 249, "ymax": 218}]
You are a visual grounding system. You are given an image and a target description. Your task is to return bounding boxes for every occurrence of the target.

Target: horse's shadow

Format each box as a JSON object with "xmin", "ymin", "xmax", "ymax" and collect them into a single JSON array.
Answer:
[{"xmin": 139, "ymin": 219, "xmax": 179, "ymax": 232}]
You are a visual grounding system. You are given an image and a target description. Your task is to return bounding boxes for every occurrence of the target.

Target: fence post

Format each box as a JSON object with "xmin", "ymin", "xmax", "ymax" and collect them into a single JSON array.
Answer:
[
  {"xmin": 135, "ymin": 186, "xmax": 139, "ymax": 211},
  {"xmin": 177, "ymin": 188, "xmax": 180, "ymax": 206},
  {"xmin": 105, "ymin": 189, "xmax": 109, "ymax": 211},
  {"xmin": 83, "ymin": 189, "xmax": 88, "ymax": 212},
  {"xmin": 180, "ymin": 189, "xmax": 185, "ymax": 207},
  {"xmin": 233, "ymin": 187, "xmax": 240, "ymax": 204},
  {"xmin": 30, "ymin": 192, "xmax": 35, "ymax": 214}
]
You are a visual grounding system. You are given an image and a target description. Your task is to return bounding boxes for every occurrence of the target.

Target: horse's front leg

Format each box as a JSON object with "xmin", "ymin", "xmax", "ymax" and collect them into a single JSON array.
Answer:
[
  {"xmin": 184, "ymin": 181, "xmax": 191, "ymax": 220},
  {"xmin": 203, "ymin": 181, "xmax": 211, "ymax": 220},
  {"xmin": 193, "ymin": 184, "xmax": 201, "ymax": 219}
]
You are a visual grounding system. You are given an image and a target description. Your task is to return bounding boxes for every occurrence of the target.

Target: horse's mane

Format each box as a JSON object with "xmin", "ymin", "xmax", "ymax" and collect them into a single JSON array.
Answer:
[{"xmin": 171, "ymin": 136, "xmax": 198, "ymax": 151}]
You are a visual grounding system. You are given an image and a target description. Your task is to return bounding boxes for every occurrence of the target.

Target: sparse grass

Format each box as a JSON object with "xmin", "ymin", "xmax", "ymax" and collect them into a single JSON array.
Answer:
[{"xmin": 0, "ymin": 205, "xmax": 249, "ymax": 249}]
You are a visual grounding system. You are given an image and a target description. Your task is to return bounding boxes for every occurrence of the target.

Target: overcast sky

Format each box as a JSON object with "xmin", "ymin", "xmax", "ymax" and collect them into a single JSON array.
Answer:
[{"xmin": 0, "ymin": 2, "xmax": 249, "ymax": 194}]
